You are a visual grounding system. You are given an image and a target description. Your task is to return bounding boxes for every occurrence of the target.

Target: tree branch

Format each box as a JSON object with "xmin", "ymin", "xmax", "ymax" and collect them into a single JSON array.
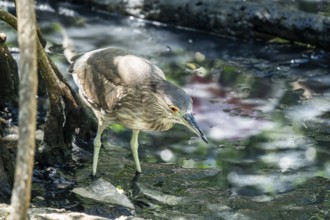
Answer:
[{"xmin": 0, "ymin": 8, "xmax": 78, "ymax": 110}]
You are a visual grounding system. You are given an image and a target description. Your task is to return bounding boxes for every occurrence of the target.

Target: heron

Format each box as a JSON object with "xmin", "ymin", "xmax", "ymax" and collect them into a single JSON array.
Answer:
[{"xmin": 68, "ymin": 47, "xmax": 207, "ymax": 175}]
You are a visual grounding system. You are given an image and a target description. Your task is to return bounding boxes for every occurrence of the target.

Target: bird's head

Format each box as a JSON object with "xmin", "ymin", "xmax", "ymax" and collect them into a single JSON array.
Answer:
[{"xmin": 152, "ymin": 79, "xmax": 208, "ymax": 143}]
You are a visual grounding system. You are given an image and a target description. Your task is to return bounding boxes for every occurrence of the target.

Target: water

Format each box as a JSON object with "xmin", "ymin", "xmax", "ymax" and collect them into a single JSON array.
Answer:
[{"xmin": 1, "ymin": 1, "xmax": 330, "ymax": 219}]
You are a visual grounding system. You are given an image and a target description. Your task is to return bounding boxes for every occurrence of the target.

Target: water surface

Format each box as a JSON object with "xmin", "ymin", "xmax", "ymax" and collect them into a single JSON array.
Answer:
[{"xmin": 38, "ymin": 0, "xmax": 330, "ymax": 203}]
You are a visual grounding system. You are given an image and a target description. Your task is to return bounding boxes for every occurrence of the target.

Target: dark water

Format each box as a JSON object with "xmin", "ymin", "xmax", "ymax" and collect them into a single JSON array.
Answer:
[{"xmin": 1, "ymin": 0, "xmax": 330, "ymax": 219}]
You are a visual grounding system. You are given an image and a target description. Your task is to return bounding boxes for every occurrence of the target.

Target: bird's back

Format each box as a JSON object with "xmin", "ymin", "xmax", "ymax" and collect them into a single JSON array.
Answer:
[{"xmin": 68, "ymin": 47, "xmax": 166, "ymax": 116}]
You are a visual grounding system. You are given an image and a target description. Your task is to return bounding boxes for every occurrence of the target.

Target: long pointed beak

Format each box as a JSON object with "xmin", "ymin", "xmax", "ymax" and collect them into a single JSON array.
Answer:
[{"xmin": 182, "ymin": 113, "xmax": 208, "ymax": 144}]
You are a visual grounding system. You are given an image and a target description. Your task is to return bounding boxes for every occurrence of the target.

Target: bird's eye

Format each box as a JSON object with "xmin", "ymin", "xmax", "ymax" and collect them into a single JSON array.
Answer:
[{"xmin": 169, "ymin": 105, "xmax": 179, "ymax": 113}]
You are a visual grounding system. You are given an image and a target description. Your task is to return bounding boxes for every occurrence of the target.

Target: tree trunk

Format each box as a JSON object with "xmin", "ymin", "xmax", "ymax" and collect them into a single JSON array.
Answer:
[
  {"xmin": 0, "ymin": 33, "xmax": 18, "ymax": 110},
  {"xmin": 0, "ymin": 141, "xmax": 15, "ymax": 203},
  {"xmin": 9, "ymin": 0, "xmax": 38, "ymax": 219},
  {"xmin": 0, "ymin": 33, "xmax": 17, "ymax": 203}
]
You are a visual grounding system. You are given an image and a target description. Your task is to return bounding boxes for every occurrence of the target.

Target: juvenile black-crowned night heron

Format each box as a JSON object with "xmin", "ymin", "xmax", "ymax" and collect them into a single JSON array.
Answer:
[{"xmin": 68, "ymin": 47, "xmax": 207, "ymax": 175}]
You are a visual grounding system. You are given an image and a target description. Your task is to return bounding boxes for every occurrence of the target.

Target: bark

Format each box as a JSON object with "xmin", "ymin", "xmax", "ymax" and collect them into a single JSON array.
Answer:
[
  {"xmin": 0, "ymin": 142, "xmax": 14, "ymax": 203},
  {"xmin": 0, "ymin": 34, "xmax": 18, "ymax": 204},
  {"xmin": 73, "ymin": 0, "xmax": 330, "ymax": 50},
  {"xmin": 0, "ymin": 33, "xmax": 19, "ymax": 110},
  {"xmin": 35, "ymin": 37, "xmax": 80, "ymax": 167},
  {"xmin": 9, "ymin": 0, "xmax": 38, "ymax": 219}
]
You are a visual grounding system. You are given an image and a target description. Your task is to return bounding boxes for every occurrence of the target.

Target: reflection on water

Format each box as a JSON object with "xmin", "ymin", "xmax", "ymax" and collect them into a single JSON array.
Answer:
[
  {"xmin": 194, "ymin": 67, "xmax": 330, "ymax": 194},
  {"xmin": 3, "ymin": 0, "xmax": 330, "ymax": 204}
]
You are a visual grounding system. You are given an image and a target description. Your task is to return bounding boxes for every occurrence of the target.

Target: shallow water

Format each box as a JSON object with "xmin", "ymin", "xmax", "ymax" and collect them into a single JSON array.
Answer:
[{"xmin": 1, "ymin": 0, "xmax": 330, "ymax": 219}]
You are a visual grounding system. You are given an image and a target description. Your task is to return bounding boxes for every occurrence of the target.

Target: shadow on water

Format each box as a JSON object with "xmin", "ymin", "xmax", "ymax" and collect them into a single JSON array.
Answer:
[{"xmin": 2, "ymin": 0, "xmax": 330, "ymax": 219}]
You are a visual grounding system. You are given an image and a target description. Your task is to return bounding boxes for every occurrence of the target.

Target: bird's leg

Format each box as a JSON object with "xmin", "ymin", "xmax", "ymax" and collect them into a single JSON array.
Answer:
[
  {"xmin": 92, "ymin": 122, "xmax": 109, "ymax": 176},
  {"xmin": 130, "ymin": 130, "xmax": 141, "ymax": 173}
]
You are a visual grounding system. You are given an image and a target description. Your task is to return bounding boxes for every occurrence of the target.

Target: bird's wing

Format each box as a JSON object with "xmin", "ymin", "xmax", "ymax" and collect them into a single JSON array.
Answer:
[{"xmin": 68, "ymin": 47, "xmax": 166, "ymax": 112}]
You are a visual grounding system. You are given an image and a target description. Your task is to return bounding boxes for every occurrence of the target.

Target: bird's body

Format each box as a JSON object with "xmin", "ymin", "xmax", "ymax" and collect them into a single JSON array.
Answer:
[{"xmin": 68, "ymin": 47, "xmax": 207, "ymax": 175}]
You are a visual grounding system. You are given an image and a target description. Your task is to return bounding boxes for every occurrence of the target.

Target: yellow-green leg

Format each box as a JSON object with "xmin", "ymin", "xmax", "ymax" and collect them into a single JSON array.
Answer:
[
  {"xmin": 92, "ymin": 122, "xmax": 109, "ymax": 176},
  {"xmin": 130, "ymin": 130, "xmax": 141, "ymax": 173}
]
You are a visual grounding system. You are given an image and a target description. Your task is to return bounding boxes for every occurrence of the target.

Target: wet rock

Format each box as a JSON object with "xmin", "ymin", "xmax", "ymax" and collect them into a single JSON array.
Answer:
[
  {"xmin": 0, "ymin": 127, "xmax": 17, "ymax": 203},
  {"xmin": 137, "ymin": 185, "xmax": 184, "ymax": 206},
  {"xmin": 0, "ymin": 179, "xmax": 11, "ymax": 204},
  {"xmin": 73, "ymin": 178, "xmax": 135, "ymax": 210},
  {"xmin": 31, "ymin": 166, "xmax": 79, "ymax": 210}
]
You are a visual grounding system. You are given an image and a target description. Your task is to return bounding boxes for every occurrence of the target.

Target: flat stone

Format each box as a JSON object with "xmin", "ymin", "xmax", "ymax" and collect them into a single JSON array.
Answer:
[{"xmin": 73, "ymin": 178, "xmax": 135, "ymax": 210}]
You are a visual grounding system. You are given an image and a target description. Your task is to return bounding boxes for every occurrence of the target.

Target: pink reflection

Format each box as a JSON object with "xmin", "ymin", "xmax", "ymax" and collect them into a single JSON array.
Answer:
[{"xmin": 184, "ymin": 76, "xmax": 274, "ymax": 140}]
